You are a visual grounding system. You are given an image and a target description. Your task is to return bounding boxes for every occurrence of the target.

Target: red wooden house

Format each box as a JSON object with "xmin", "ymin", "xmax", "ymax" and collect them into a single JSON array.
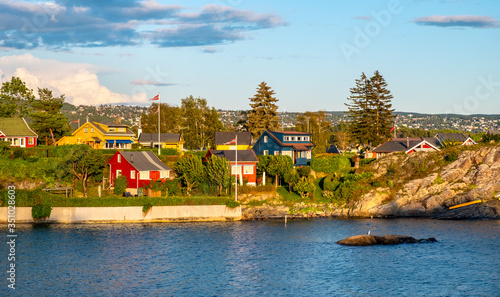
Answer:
[
  {"xmin": 108, "ymin": 151, "xmax": 172, "ymax": 195},
  {"xmin": 205, "ymin": 149, "xmax": 259, "ymax": 186},
  {"xmin": 0, "ymin": 118, "xmax": 38, "ymax": 147}
]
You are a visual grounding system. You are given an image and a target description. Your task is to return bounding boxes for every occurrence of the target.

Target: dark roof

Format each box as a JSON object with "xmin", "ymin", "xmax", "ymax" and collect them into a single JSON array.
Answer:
[
  {"xmin": 208, "ymin": 150, "xmax": 258, "ymax": 162},
  {"xmin": 100, "ymin": 122, "xmax": 129, "ymax": 128},
  {"xmin": 119, "ymin": 151, "xmax": 171, "ymax": 171},
  {"xmin": 214, "ymin": 132, "xmax": 252, "ymax": 145},
  {"xmin": 373, "ymin": 138, "xmax": 440, "ymax": 153},
  {"xmin": 326, "ymin": 144, "xmax": 341, "ymax": 154},
  {"xmin": 435, "ymin": 133, "xmax": 468, "ymax": 143},
  {"xmin": 264, "ymin": 131, "xmax": 314, "ymax": 149},
  {"xmin": 138, "ymin": 133, "xmax": 181, "ymax": 144},
  {"xmin": 0, "ymin": 118, "xmax": 37, "ymax": 137},
  {"xmin": 487, "ymin": 129, "xmax": 500, "ymax": 135}
]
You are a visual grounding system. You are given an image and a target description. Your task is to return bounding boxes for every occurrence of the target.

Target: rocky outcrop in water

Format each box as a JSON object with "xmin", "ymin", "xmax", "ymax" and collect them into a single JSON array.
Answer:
[
  {"xmin": 337, "ymin": 234, "xmax": 437, "ymax": 246},
  {"xmin": 350, "ymin": 145, "xmax": 500, "ymax": 219}
]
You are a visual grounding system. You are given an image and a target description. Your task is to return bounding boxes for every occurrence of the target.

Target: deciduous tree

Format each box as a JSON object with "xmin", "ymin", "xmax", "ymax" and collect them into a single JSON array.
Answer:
[
  {"xmin": 0, "ymin": 76, "xmax": 35, "ymax": 117},
  {"xmin": 204, "ymin": 155, "xmax": 231, "ymax": 195},
  {"xmin": 60, "ymin": 145, "xmax": 105, "ymax": 197},
  {"xmin": 173, "ymin": 155, "xmax": 204, "ymax": 195}
]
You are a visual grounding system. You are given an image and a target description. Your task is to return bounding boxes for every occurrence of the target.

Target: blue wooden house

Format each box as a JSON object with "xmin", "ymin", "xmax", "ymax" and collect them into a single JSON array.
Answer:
[{"xmin": 252, "ymin": 131, "xmax": 314, "ymax": 166}]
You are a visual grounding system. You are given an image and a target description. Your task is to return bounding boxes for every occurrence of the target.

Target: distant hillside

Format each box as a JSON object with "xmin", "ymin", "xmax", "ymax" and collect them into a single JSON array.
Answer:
[{"xmin": 61, "ymin": 102, "xmax": 500, "ymax": 133}]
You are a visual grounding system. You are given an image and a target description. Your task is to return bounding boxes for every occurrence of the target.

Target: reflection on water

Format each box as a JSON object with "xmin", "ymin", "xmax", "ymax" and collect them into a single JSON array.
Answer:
[{"xmin": 4, "ymin": 219, "xmax": 500, "ymax": 296}]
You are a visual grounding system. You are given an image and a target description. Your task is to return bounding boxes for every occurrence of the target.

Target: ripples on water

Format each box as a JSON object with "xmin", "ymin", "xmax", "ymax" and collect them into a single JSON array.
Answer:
[{"xmin": 3, "ymin": 219, "xmax": 499, "ymax": 296}]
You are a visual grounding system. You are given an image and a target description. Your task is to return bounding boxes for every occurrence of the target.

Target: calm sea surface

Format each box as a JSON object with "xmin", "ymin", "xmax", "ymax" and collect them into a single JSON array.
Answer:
[{"xmin": 2, "ymin": 219, "xmax": 499, "ymax": 296}]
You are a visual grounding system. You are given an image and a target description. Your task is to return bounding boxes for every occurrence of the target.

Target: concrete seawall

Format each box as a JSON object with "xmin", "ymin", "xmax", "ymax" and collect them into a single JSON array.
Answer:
[{"xmin": 0, "ymin": 205, "xmax": 242, "ymax": 223}]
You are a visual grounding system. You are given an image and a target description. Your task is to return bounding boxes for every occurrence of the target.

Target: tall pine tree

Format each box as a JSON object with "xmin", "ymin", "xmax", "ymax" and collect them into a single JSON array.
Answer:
[
  {"xmin": 247, "ymin": 82, "xmax": 280, "ymax": 138},
  {"xmin": 345, "ymin": 71, "xmax": 395, "ymax": 147},
  {"xmin": 30, "ymin": 88, "xmax": 69, "ymax": 145}
]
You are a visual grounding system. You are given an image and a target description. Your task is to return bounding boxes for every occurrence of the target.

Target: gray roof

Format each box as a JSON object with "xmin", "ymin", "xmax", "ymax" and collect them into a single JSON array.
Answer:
[
  {"xmin": 138, "ymin": 133, "xmax": 181, "ymax": 144},
  {"xmin": 214, "ymin": 132, "xmax": 252, "ymax": 145},
  {"xmin": 487, "ymin": 129, "xmax": 500, "ymax": 135},
  {"xmin": 373, "ymin": 137, "xmax": 440, "ymax": 153},
  {"xmin": 119, "ymin": 151, "xmax": 171, "ymax": 171},
  {"xmin": 208, "ymin": 149, "xmax": 258, "ymax": 162},
  {"xmin": 435, "ymin": 133, "xmax": 469, "ymax": 143},
  {"xmin": 326, "ymin": 144, "xmax": 341, "ymax": 154}
]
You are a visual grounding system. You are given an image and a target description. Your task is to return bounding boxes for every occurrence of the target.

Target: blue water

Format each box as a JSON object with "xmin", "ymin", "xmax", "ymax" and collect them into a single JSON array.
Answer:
[{"xmin": 2, "ymin": 219, "xmax": 499, "ymax": 296}]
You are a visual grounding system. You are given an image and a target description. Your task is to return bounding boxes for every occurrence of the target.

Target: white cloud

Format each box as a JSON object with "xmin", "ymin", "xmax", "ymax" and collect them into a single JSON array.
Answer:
[{"xmin": 0, "ymin": 54, "xmax": 146, "ymax": 105}]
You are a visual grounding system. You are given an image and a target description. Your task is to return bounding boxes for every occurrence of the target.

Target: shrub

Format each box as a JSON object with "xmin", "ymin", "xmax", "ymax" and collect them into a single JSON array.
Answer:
[
  {"xmin": 297, "ymin": 166, "xmax": 311, "ymax": 178},
  {"xmin": 225, "ymin": 200, "xmax": 240, "ymax": 208},
  {"xmin": 142, "ymin": 202, "xmax": 153, "ymax": 213},
  {"xmin": 444, "ymin": 152, "xmax": 458, "ymax": 163},
  {"xmin": 32, "ymin": 202, "xmax": 52, "ymax": 219},
  {"xmin": 161, "ymin": 148, "xmax": 179, "ymax": 156},
  {"xmin": 310, "ymin": 156, "xmax": 351, "ymax": 173},
  {"xmin": 293, "ymin": 179, "xmax": 316, "ymax": 198},
  {"xmin": 114, "ymin": 175, "xmax": 129, "ymax": 195},
  {"xmin": 371, "ymin": 181, "xmax": 382, "ymax": 187}
]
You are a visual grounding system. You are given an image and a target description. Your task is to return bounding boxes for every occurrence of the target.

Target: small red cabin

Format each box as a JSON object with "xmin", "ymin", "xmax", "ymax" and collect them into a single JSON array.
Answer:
[
  {"xmin": 0, "ymin": 118, "xmax": 38, "ymax": 147},
  {"xmin": 108, "ymin": 151, "xmax": 172, "ymax": 195}
]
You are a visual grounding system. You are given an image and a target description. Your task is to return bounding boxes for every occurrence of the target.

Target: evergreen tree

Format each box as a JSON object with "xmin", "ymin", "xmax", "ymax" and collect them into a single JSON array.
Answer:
[
  {"xmin": 247, "ymin": 82, "xmax": 280, "ymax": 138},
  {"xmin": 30, "ymin": 88, "xmax": 70, "ymax": 145},
  {"xmin": 0, "ymin": 76, "xmax": 35, "ymax": 118},
  {"xmin": 345, "ymin": 71, "xmax": 395, "ymax": 146},
  {"xmin": 295, "ymin": 111, "xmax": 331, "ymax": 153}
]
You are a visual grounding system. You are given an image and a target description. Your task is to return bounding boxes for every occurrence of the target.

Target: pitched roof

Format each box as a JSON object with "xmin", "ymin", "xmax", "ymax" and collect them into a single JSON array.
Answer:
[
  {"xmin": 435, "ymin": 133, "xmax": 469, "ymax": 143},
  {"xmin": 208, "ymin": 149, "xmax": 259, "ymax": 162},
  {"xmin": 90, "ymin": 121, "xmax": 135, "ymax": 137},
  {"xmin": 138, "ymin": 133, "xmax": 182, "ymax": 144},
  {"xmin": 0, "ymin": 118, "xmax": 37, "ymax": 137},
  {"xmin": 119, "ymin": 151, "xmax": 172, "ymax": 171},
  {"xmin": 373, "ymin": 137, "xmax": 440, "ymax": 153},
  {"xmin": 214, "ymin": 132, "xmax": 252, "ymax": 145},
  {"xmin": 326, "ymin": 144, "xmax": 341, "ymax": 154}
]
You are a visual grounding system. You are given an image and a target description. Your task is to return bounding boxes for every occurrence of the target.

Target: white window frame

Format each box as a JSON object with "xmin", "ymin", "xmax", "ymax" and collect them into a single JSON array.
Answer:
[
  {"xmin": 117, "ymin": 154, "xmax": 121, "ymax": 163},
  {"xmin": 274, "ymin": 151, "xmax": 279, "ymax": 156},
  {"xmin": 84, "ymin": 128, "xmax": 88, "ymax": 133},
  {"xmin": 282, "ymin": 150, "xmax": 292, "ymax": 158},
  {"xmin": 91, "ymin": 128, "xmax": 95, "ymax": 133},
  {"xmin": 264, "ymin": 135, "xmax": 268, "ymax": 143},
  {"xmin": 243, "ymin": 165, "xmax": 253, "ymax": 175},
  {"xmin": 284, "ymin": 136, "xmax": 290, "ymax": 141},
  {"xmin": 160, "ymin": 170, "xmax": 170, "ymax": 179},
  {"xmin": 28, "ymin": 137, "xmax": 34, "ymax": 145},
  {"xmin": 130, "ymin": 171, "xmax": 135, "ymax": 179},
  {"xmin": 116, "ymin": 170, "xmax": 122, "ymax": 176},
  {"xmin": 263, "ymin": 150, "xmax": 268, "ymax": 156},
  {"xmin": 231, "ymin": 165, "xmax": 241, "ymax": 175},
  {"xmin": 291, "ymin": 137, "xmax": 295, "ymax": 141},
  {"xmin": 139, "ymin": 171, "xmax": 150, "ymax": 180}
]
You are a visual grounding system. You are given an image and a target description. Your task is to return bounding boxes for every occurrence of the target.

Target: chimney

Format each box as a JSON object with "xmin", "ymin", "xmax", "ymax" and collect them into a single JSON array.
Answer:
[{"xmin": 130, "ymin": 154, "xmax": 134, "ymax": 163}]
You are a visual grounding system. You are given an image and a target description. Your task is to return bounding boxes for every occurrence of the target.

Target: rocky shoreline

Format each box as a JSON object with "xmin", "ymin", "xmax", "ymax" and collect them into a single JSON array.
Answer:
[{"xmin": 241, "ymin": 144, "xmax": 500, "ymax": 221}]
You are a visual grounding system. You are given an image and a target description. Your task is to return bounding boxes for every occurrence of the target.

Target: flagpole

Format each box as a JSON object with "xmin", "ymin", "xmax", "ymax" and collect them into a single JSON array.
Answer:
[
  {"xmin": 158, "ymin": 93, "xmax": 161, "ymax": 155},
  {"xmin": 235, "ymin": 135, "xmax": 238, "ymax": 202}
]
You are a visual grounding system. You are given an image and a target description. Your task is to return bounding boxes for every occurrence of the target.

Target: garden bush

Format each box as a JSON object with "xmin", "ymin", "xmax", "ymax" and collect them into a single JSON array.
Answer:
[
  {"xmin": 310, "ymin": 156, "xmax": 351, "ymax": 173},
  {"xmin": 114, "ymin": 175, "xmax": 129, "ymax": 195}
]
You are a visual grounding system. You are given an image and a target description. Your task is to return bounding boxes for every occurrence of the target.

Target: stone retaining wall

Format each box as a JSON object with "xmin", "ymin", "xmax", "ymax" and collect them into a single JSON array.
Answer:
[{"xmin": 0, "ymin": 205, "xmax": 241, "ymax": 223}]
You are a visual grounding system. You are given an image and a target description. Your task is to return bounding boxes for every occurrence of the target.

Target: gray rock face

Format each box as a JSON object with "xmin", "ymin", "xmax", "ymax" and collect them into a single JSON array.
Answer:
[
  {"xmin": 351, "ymin": 145, "xmax": 500, "ymax": 219},
  {"xmin": 337, "ymin": 234, "xmax": 437, "ymax": 246}
]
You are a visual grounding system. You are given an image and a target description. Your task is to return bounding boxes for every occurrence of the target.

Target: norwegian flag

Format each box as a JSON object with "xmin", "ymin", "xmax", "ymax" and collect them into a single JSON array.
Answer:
[
  {"xmin": 224, "ymin": 137, "xmax": 237, "ymax": 145},
  {"xmin": 150, "ymin": 94, "xmax": 159, "ymax": 101},
  {"xmin": 390, "ymin": 126, "xmax": 395, "ymax": 132}
]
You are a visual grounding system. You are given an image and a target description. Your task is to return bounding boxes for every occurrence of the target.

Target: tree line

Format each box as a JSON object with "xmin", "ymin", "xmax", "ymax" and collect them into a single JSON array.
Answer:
[{"xmin": 1, "ymin": 72, "xmax": 400, "ymax": 152}]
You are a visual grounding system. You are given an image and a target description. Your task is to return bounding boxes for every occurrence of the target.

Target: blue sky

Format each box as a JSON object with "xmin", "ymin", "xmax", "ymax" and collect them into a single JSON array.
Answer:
[{"xmin": 0, "ymin": 0, "xmax": 499, "ymax": 114}]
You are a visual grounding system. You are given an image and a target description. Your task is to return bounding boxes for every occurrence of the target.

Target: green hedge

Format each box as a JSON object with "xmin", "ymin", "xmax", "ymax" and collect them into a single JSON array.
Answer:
[
  {"xmin": 1, "ymin": 189, "xmax": 238, "ymax": 207},
  {"xmin": 310, "ymin": 156, "xmax": 351, "ymax": 173}
]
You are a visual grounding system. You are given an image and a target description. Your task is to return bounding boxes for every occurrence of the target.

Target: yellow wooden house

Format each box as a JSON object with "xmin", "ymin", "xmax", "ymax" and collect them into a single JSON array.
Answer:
[
  {"xmin": 137, "ymin": 133, "xmax": 184, "ymax": 153},
  {"xmin": 214, "ymin": 132, "xmax": 252, "ymax": 150},
  {"xmin": 56, "ymin": 121, "xmax": 135, "ymax": 149}
]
